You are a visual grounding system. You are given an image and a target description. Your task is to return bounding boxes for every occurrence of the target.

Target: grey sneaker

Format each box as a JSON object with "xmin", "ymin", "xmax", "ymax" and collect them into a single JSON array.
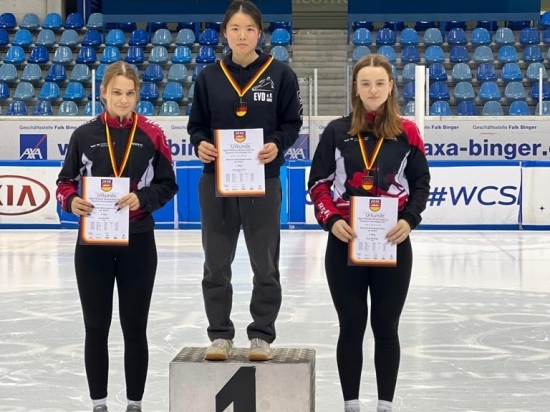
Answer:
[
  {"xmin": 92, "ymin": 406, "xmax": 108, "ymax": 412},
  {"xmin": 126, "ymin": 406, "xmax": 142, "ymax": 412},
  {"xmin": 249, "ymin": 338, "xmax": 272, "ymax": 361},
  {"xmin": 204, "ymin": 339, "xmax": 233, "ymax": 361}
]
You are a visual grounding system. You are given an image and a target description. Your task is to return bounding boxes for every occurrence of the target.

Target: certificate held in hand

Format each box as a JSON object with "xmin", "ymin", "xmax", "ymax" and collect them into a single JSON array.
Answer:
[
  {"xmin": 349, "ymin": 196, "xmax": 398, "ymax": 266},
  {"xmin": 214, "ymin": 128, "xmax": 266, "ymax": 197}
]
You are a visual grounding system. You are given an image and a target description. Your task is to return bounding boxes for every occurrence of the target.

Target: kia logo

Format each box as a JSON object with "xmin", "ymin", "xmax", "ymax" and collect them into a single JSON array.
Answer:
[{"xmin": 0, "ymin": 175, "xmax": 51, "ymax": 216}]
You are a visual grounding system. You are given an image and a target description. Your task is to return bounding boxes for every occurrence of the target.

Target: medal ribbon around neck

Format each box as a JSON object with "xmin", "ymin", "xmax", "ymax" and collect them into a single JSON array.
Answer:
[
  {"xmin": 105, "ymin": 112, "xmax": 138, "ymax": 177},
  {"xmin": 357, "ymin": 133, "xmax": 384, "ymax": 173}
]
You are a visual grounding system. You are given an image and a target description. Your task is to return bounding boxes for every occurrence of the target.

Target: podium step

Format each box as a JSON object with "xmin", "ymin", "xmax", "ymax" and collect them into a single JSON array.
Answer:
[{"xmin": 170, "ymin": 347, "xmax": 316, "ymax": 412}]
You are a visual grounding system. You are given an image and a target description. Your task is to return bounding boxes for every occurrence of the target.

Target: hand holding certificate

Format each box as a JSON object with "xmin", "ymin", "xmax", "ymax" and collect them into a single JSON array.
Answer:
[
  {"xmin": 80, "ymin": 176, "xmax": 130, "ymax": 246},
  {"xmin": 349, "ymin": 196, "xmax": 398, "ymax": 266},
  {"xmin": 214, "ymin": 128, "xmax": 265, "ymax": 196}
]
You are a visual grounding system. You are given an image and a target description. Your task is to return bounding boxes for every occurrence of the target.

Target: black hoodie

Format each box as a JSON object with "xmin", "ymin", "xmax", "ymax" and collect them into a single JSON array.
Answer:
[{"xmin": 188, "ymin": 51, "xmax": 303, "ymax": 178}]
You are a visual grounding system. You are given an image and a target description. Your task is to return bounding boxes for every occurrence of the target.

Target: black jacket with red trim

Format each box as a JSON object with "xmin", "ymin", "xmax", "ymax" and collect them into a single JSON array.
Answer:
[
  {"xmin": 307, "ymin": 114, "xmax": 430, "ymax": 232},
  {"xmin": 188, "ymin": 51, "xmax": 303, "ymax": 178},
  {"xmin": 56, "ymin": 113, "xmax": 179, "ymax": 234}
]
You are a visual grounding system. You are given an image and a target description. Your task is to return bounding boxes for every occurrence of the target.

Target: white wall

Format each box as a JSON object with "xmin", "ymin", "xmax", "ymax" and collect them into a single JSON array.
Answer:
[{"xmin": 0, "ymin": 0, "xmax": 66, "ymax": 22}]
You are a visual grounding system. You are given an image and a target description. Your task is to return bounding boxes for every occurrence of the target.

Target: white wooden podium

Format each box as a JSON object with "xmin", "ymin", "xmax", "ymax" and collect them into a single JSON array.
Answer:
[{"xmin": 169, "ymin": 347, "xmax": 316, "ymax": 412}]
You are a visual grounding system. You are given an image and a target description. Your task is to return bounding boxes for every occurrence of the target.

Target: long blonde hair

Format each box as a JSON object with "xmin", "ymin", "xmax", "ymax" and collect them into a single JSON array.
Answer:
[{"xmin": 349, "ymin": 54, "xmax": 402, "ymax": 138}]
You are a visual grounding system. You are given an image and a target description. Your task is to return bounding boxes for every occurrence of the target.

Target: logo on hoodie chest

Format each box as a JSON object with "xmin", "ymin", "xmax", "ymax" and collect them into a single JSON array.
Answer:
[{"xmin": 252, "ymin": 77, "xmax": 274, "ymax": 103}]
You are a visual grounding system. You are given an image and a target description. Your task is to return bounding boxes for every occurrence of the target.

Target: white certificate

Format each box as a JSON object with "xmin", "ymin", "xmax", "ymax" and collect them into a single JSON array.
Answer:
[
  {"xmin": 349, "ymin": 196, "xmax": 398, "ymax": 266},
  {"xmin": 80, "ymin": 176, "xmax": 130, "ymax": 246},
  {"xmin": 214, "ymin": 128, "xmax": 265, "ymax": 196}
]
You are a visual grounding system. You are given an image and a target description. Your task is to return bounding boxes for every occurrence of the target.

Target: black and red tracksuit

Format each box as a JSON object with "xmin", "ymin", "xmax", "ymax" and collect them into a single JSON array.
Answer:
[
  {"xmin": 307, "ymin": 113, "xmax": 430, "ymax": 403},
  {"xmin": 56, "ymin": 113, "xmax": 178, "ymax": 402}
]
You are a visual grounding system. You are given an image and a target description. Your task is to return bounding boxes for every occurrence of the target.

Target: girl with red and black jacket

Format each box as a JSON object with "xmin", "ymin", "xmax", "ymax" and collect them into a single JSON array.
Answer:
[
  {"xmin": 56, "ymin": 61, "xmax": 178, "ymax": 412},
  {"xmin": 308, "ymin": 54, "xmax": 430, "ymax": 412}
]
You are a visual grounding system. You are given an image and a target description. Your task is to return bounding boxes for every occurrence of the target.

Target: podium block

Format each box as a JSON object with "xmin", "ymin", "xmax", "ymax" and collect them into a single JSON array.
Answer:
[{"xmin": 169, "ymin": 347, "xmax": 316, "ymax": 412}]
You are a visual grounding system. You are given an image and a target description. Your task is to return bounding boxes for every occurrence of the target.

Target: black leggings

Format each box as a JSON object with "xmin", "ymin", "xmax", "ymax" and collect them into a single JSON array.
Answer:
[
  {"xmin": 74, "ymin": 230, "xmax": 157, "ymax": 401},
  {"xmin": 325, "ymin": 233, "xmax": 412, "ymax": 402}
]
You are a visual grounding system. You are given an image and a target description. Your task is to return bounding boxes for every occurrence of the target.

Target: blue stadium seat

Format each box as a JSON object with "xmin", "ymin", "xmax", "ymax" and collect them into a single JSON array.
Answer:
[
  {"xmin": 401, "ymin": 46, "xmax": 420, "ymax": 63},
  {"xmin": 271, "ymin": 45, "xmax": 289, "ymax": 63},
  {"xmin": 352, "ymin": 21, "xmax": 374, "ymax": 31},
  {"xmin": 82, "ymin": 30, "xmax": 103, "ymax": 47},
  {"xmin": 523, "ymin": 45, "xmax": 543, "ymax": 63},
  {"xmin": 52, "ymin": 47, "xmax": 73, "ymax": 65},
  {"xmin": 119, "ymin": 22, "xmax": 138, "ymax": 32},
  {"xmin": 451, "ymin": 63, "xmax": 472, "ymax": 82},
  {"xmin": 129, "ymin": 29, "xmax": 149, "ymax": 47},
  {"xmin": 453, "ymin": 82, "xmax": 475, "ymax": 101},
  {"xmin": 504, "ymin": 81, "xmax": 526, "ymax": 101},
  {"xmin": 508, "ymin": 100, "xmax": 530, "ymax": 116},
  {"xmin": 403, "ymin": 81, "xmax": 415, "ymax": 101},
  {"xmin": 152, "ymin": 28, "xmax": 172, "ymax": 47},
  {"xmin": 391, "ymin": 65, "xmax": 398, "ymax": 81},
  {"xmin": 159, "ymin": 101, "xmax": 181, "ymax": 115},
  {"xmin": 383, "ymin": 21, "xmax": 405, "ymax": 31},
  {"xmin": 7, "ymin": 101, "xmax": 28, "ymax": 116},
  {"xmin": 42, "ymin": 12, "xmax": 63, "ymax": 31},
  {"xmin": 473, "ymin": 45, "xmax": 494, "ymax": 63},
  {"xmin": 428, "ymin": 62, "xmax": 447, "ymax": 81},
  {"xmin": 377, "ymin": 45, "xmax": 396, "ymax": 63},
  {"xmin": 352, "ymin": 28, "xmax": 372, "ymax": 46},
  {"xmin": 192, "ymin": 64, "xmax": 207, "ymax": 81},
  {"xmin": 86, "ymin": 13, "xmax": 103, "ymax": 30},
  {"xmin": 70, "ymin": 64, "xmax": 91, "ymax": 83},
  {"xmin": 57, "ymin": 100, "xmax": 79, "ymax": 116},
  {"xmin": 140, "ymin": 82, "xmax": 160, "ymax": 101},
  {"xmin": 105, "ymin": 29, "xmax": 126, "ymax": 48},
  {"xmin": 476, "ymin": 21, "xmax": 498, "ymax": 31},
  {"xmin": 32, "ymin": 100, "xmax": 54, "ymax": 116},
  {"xmin": 399, "ymin": 28, "xmax": 418, "ymax": 45},
  {"xmin": 0, "ymin": 81, "xmax": 10, "ymax": 99},
  {"xmin": 172, "ymin": 46, "xmax": 192, "ymax": 64},
  {"xmin": 543, "ymin": 28, "xmax": 550, "ymax": 45},
  {"xmin": 129, "ymin": 64, "xmax": 140, "ymax": 78},
  {"xmin": 199, "ymin": 28, "xmax": 219, "ymax": 46},
  {"xmin": 143, "ymin": 64, "xmax": 164, "ymax": 83},
  {"xmin": 447, "ymin": 28, "xmax": 467, "ymax": 46},
  {"xmin": 526, "ymin": 62, "xmax": 548, "ymax": 82},
  {"xmin": 167, "ymin": 64, "xmax": 188, "ymax": 83},
  {"xmin": 425, "ymin": 45, "xmax": 445, "ymax": 64},
  {"xmin": 540, "ymin": 11, "xmax": 550, "ymax": 29},
  {"xmin": 508, "ymin": 21, "xmax": 530, "ymax": 30},
  {"xmin": 471, "ymin": 28, "xmax": 491, "ymax": 46},
  {"xmin": 449, "ymin": 45, "xmax": 469, "ymax": 63},
  {"xmin": 268, "ymin": 21, "xmax": 291, "ymax": 32},
  {"xmin": 0, "ymin": 12, "xmax": 17, "ymax": 29},
  {"xmin": 20, "ymin": 13, "xmax": 40, "ymax": 30},
  {"xmin": 185, "ymin": 102, "xmax": 192, "ymax": 115},
  {"xmin": 429, "ymin": 81, "xmax": 450, "ymax": 101},
  {"xmin": 535, "ymin": 101, "xmax": 550, "ymax": 115},
  {"xmin": 163, "ymin": 82, "xmax": 185, "ymax": 102},
  {"xmin": 94, "ymin": 64, "xmax": 108, "ymax": 82},
  {"xmin": 430, "ymin": 101, "xmax": 452, "ymax": 115},
  {"xmin": 402, "ymin": 63, "xmax": 416, "ymax": 82},
  {"xmin": 136, "ymin": 101, "xmax": 155, "ymax": 116},
  {"xmin": 83, "ymin": 101, "xmax": 104, "ymax": 115},
  {"xmin": 188, "ymin": 82, "xmax": 195, "ymax": 101},
  {"xmin": 38, "ymin": 82, "xmax": 61, "ymax": 100},
  {"xmin": 376, "ymin": 28, "xmax": 396, "ymax": 45},
  {"xmin": 445, "ymin": 21, "xmax": 467, "ymax": 30},
  {"xmin": 125, "ymin": 46, "xmax": 145, "ymax": 64},
  {"xmin": 519, "ymin": 27, "xmax": 539, "ymax": 45},
  {"xmin": 352, "ymin": 45, "xmax": 370, "ymax": 62},
  {"xmin": 100, "ymin": 46, "xmax": 121, "ymax": 64},
  {"xmin": 456, "ymin": 101, "xmax": 478, "ymax": 115},
  {"xmin": 479, "ymin": 81, "xmax": 501, "ymax": 101},
  {"xmin": 423, "ymin": 28, "xmax": 443, "ymax": 45},
  {"xmin": 28, "ymin": 46, "xmax": 49, "ymax": 64},
  {"xmin": 501, "ymin": 63, "xmax": 523, "ymax": 83},
  {"xmin": 76, "ymin": 46, "xmax": 97, "ymax": 64},
  {"xmin": 177, "ymin": 22, "xmax": 195, "ymax": 31},
  {"xmin": 271, "ymin": 28, "xmax": 291, "ymax": 46},
  {"xmin": 21, "ymin": 64, "xmax": 42, "ymax": 84},
  {"xmin": 530, "ymin": 83, "xmax": 550, "ymax": 100},
  {"xmin": 36, "ymin": 29, "xmax": 56, "ymax": 49},
  {"xmin": 45, "ymin": 64, "xmax": 67, "ymax": 82},
  {"xmin": 63, "ymin": 82, "xmax": 86, "ymax": 101},
  {"xmin": 64, "ymin": 12, "xmax": 84, "ymax": 30},
  {"xmin": 414, "ymin": 21, "xmax": 436, "ymax": 31},
  {"xmin": 14, "ymin": 82, "xmax": 36, "ymax": 100},
  {"xmin": 497, "ymin": 45, "xmax": 518, "ymax": 63},
  {"xmin": 59, "ymin": 29, "xmax": 79, "ymax": 49},
  {"xmin": 149, "ymin": 46, "xmax": 169, "ymax": 64},
  {"xmin": 495, "ymin": 28, "xmax": 515, "ymax": 45},
  {"xmin": 482, "ymin": 101, "xmax": 503, "ymax": 115},
  {"xmin": 147, "ymin": 22, "xmax": 167, "ymax": 32},
  {"xmin": 176, "ymin": 28, "xmax": 196, "ymax": 46},
  {"xmin": 196, "ymin": 45, "xmax": 216, "ymax": 64},
  {"xmin": 403, "ymin": 101, "xmax": 415, "ymax": 115},
  {"xmin": 206, "ymin": 22, "xmax": 221, "ymax": 32},
  {"xmin": 0, "ymin": 64, "xmax": 17, "ymax": 83},
  {"xmin": 12, "ymin": 29, "xmax": 33, "ymax": 48},
  {"xmin": 87, "ymin": 81, "xmax": 100, "ymax": 101},
  {"xmin": 4, "ymin": 46, "xmax": 26, "ymax": 64},
  {"xmin": 0, "ymin": 29, "xmax": 9, "ymax": 47}
]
